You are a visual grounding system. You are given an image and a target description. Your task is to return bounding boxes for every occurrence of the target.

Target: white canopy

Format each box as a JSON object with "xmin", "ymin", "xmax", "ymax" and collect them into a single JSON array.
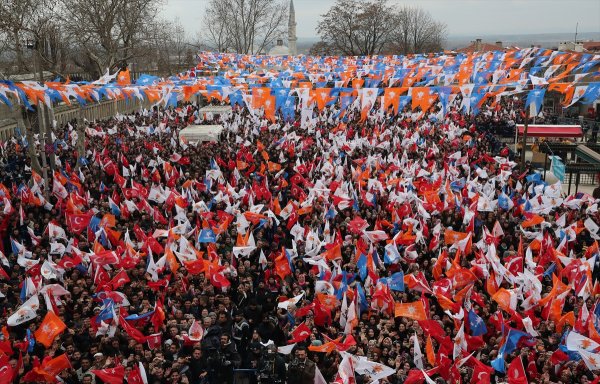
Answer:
[
  {"xmin": 180, "ymin": 125, "xmax": 223, "ymax": 142},
  {"xmin": 199, "ymin": 105, "xmax": 232, "ymax": 114}
]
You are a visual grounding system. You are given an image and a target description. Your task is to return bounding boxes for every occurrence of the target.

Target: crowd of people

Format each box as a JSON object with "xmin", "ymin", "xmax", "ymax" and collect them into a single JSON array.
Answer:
[{"xmin": 0, "ymin": 86, "xmax": 599, "ymax": 384}]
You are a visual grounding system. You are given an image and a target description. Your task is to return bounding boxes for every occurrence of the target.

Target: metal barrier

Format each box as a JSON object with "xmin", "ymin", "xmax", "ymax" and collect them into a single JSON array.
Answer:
[{"xmin": 233, "ymin": 369, "xmax": 257, "ymax": 384}]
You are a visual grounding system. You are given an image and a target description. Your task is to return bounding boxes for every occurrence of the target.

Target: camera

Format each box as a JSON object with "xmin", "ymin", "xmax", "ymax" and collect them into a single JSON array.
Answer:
[{"xmin": 289, "ymin": 359, "xmax": 305, "ymax": 370}]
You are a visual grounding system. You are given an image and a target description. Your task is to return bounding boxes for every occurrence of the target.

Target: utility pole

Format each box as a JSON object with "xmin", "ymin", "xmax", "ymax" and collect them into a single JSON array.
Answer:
[
  {"xmin": 520, "ymin": 105, "xmax": 529, "ymax": 173},
  {"xmin": 27, "ymin": 38, "xmax": 50, "ymax": 200}
]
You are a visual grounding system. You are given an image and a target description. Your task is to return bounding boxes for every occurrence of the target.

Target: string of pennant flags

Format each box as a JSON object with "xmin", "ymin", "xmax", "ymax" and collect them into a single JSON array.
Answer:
[{"xmin": 0, "ymin": 47, "xmax": 599, "ymax": 118}]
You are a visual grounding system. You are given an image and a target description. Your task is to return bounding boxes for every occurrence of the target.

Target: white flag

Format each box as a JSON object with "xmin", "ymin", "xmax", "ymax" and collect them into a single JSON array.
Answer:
[
  {"xmin": 566, "ymin": 331, "xmax": 600, "ymax": 352},
  {"xmin": 7, "ymin": 295, "xmax": 39, "ymax": 326},
  {"xmin": 413, "ymin": 333, "xmax": 424, "ymax": 369}
]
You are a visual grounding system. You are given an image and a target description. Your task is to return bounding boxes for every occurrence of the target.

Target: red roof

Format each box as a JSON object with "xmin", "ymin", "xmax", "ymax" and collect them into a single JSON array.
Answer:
[
  {"xmin": 456, "ymin": 42, "xmax": 504, "ymax": 53},
  {"xmin": 517, "ymin": 124, "xmax": 583, "ymax": 138},
  {"xmin": 583, "ymin": 41, "xmax": 600, "ymax": 52}
]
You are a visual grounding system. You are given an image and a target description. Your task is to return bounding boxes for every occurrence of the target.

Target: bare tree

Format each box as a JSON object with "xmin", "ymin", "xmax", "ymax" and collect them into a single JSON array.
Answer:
[
  {"xmin": 203, "ymin": 1, "xmax": 232, "ymax": 53},
  {"xmin": 316, "ymin": 0, "xmax": 398, "ymax": 56},
  {"xmin": 0, "ymin": 0, "xmax": 67, "ymax": 78},
  {"xmin": 309, "ymin": 41, "xmax": 336, "ymax": 56},
  {"xmin": 203, "ymin": 0, "xmax": 288, "ymax": 54},
  {"xmin": 389, "ymin": 6, "xmax": 446, "ymax": 54},
  {"xmin": 315, "ymin": 0, "xmax": 446, "ymax": 56},
  {"xmin": 57, "ymin": 0, "xmax": 164, "ymax": 77}
]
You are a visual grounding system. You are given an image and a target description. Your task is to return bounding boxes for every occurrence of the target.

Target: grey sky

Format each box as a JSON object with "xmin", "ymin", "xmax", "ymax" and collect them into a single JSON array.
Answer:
[{"xmin": 163, "ymin": 0, "xmax": 600, "ymax": 39}]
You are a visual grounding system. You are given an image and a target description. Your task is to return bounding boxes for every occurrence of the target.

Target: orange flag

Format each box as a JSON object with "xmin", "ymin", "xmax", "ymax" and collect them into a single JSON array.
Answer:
[
  {"xmin": 117, "ymin": 68, "xmax": 131, "ymax": 86},
  {"xmin": 588, "ymin": 316, "xmax": 600, "ymax": 343},
  {"xmin": 383, "ymin": 88, "xmax": 401, "ymax": 114},
  {"xmin": 316, "ymin": 293, "xmax": 340, "ymax": 311},
  {"xmin": 486, "ymin": 271, "xmax": 498, "ymax": 296},
  {"xmin": 274, "ymin": 252, "xmax": 291, "ymax": 280},
  {"xmin": 268, "ymin": 162, "xmax": 282, "ymax": 173},
  {"xmin": 165, "ymin": 247, "xmax": 179, "ymax": 273},
  {"xmin": 432, "ymin": 250, "xmax": 447, "ymax": 280},
  {"xmin": 556, "ymin": 311, "xmax": 575, "ymax": 333},
  {"xmin": 325, "ymin": 243, "xmax": 342, "ymax": 261},
  {"xmin": 444, "ymin": 229, "xmax": 469, "ymax": 245},
  {"xmin": 538, "ymin": 275, "xmax": 569, "ymax": 306},
  {"xmin": 426, "ymin": 335, "xmax": 435, "ymax": 366},
  {"xmin": 492, "ymin": 288, "xmax": 514, "ymax": 313},
  {"xmin": 34, "ymin": 311, "xmax": 67, "ymax": 347},
  {"xmin": 31, "ymin": 353, "xmax": 72, "ymax": 382},
  {"xmin": 251, "ymin": 87, "xmax": 270, "ymax": 109},
  {"xmin": 521, "ymin": 214, "xmax": 544, "ymax": 228},
  {"xmin": 411, "ymin": 87, "xmax": 430, "ymax": 111},
  {"xmin": 394, "ymin": 301, "xmax": 427, "ymax": 321},
  {"xmin": 263, "ymin": 94, "xmax": 276, "ymax": 122},
  {"xmin": 313, "ymin": 88, "xmax": 332, "ymax": 111},
  {"xmin": 308, "ymin": 340, "xmax": 339, "ymax": 353}
]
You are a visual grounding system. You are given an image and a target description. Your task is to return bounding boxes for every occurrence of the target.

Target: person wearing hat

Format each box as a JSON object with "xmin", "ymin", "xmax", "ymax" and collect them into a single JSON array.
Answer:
[
  {"xmin": 256, "ymin": 343, "xmax": 286, "ymax": 384},
  {"xmin": 231, "ymin": 309, "xmax": 251, "ymax": 354}
]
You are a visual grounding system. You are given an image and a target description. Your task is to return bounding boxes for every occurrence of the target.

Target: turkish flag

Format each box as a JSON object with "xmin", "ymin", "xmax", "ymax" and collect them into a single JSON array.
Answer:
[
  {"xmin": 92, "ymin": 365, "xmax": 125, "ymax": 384},
  {"xmin": 288, "ymin": 322, "xmax": 311, "ymax": 344},
  {"xmin": 120, "ymin": 317, "xmax": 148, "ymax": 344},
  {"xmin": 146, "ymin": 333, "xmax": 162, "ymax": 349},
  {"xmin": 66, "ymin": 213, "xmax": 92, "ymax": 235},
  {"xmin": 209, "ymin": 266, "xmax": 231, "ymax": 290},
  {"xmin": 507, "ymin": 357, "xmax": 528, "ymax": 384},
  {"xmin": 109, "ymin": 269, "xmax": 130, "ymax": 290},
  {"xmin": 0, "ymin": 354, "xmax": 14, "ymax": 383}
]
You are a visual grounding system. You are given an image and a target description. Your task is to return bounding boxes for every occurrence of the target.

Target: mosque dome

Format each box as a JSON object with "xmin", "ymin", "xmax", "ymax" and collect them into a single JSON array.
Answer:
[{"xmin": 269, "ymin": 39, "xmax": 291, "ymax": 56}]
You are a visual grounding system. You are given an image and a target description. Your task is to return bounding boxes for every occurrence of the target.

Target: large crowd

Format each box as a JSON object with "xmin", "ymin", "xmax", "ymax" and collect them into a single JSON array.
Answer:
[{"xmin": 1, "ymin": 89, "xmax": 600, "ymax": 384}]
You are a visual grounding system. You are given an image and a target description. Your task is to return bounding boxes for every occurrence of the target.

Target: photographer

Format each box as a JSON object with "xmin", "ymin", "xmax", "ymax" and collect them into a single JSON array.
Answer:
[
  {"xmin": 287, "ymin": 346, "xmax": 315, "ymax": 384},
  {"xmin": 215, "ymin": 333, "xmax": 241, "ymax": 384},
  {"xmin": 256, "ymin": 344, "xmax": 286, "ymax": 384}
]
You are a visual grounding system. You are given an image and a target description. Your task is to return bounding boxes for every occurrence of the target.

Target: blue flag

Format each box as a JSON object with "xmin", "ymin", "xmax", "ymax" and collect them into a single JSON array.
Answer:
[
  {"xmin": 498, "ymin": 192, "xmax": 511, "ymax": 210},
  {"xmin": 89, "ymin": 216, "xmax": 101, "ymax": 233},
  {"xmin": 525, "ymin": 88, "xmax": 546, "ymax": 115},
  {"xmin": 109, "ymin": 199, "xmax": 121, "ymax": 217},
  {"xmin": 125, "ymin": 311, "xmax": 155, "ymax": 321},
  {"xmin": 198, "ymin": 229, "xmax": 217, "ymax": 243},
  {"xmin": 357, "ymin": 254, "xmax": 367, "ymax": 281},
  {"xmin": 356, "ymin": 284, "xmax": 368, "ymax": 313},
  {"xmin": 26, "ymin": 329, "xmax": 35, "ymax": 353},
  {"xmin": 491, "ymin": 353, "xmax": 505, "ymax": 373},
  {"xmin": 96, "ymin": 299, "xmax": 115, "ymax": 323},
  {"xmin": 388, "ymin": 271, "xmax": 405, "ymax": 292},
  {"xmin": 468, "ymin": 309, "xmax": 488, "ymax": 336},
  {"xmin": 500, "ymin": 329, "xmax": 533, "ymax": 356}
]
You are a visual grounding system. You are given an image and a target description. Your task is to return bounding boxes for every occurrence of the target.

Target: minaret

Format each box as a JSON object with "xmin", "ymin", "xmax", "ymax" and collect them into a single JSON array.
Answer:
[{"xmin": 288, "ymin": 0, "xmax": 297, "ymax": 55}]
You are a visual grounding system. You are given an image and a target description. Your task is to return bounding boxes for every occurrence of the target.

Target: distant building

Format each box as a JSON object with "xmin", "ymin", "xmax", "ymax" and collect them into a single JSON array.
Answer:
[
  {"xmin": 558, "ymin": 41, "xmax": 584, "ymax": 52},
  {"xmin": 558, "ymin": 41, "xmax": 600, "ymax": 53},
  {"xmin": 268, "ymin": 0, "xmax": 297, "ymax": 56},
  {"xmin": 456, "ymin": 38, "xmax": 505, "ymax": 53}
]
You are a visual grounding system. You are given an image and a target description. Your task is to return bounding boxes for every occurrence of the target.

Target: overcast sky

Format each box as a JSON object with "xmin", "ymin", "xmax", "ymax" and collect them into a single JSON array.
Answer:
[{"xmin": 164, "ymin": 0, "xmax": 600, "ymax": 39}]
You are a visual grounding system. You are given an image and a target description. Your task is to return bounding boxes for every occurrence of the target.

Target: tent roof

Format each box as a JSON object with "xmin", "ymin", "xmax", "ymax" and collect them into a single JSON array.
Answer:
[
  {"xmin": 179, "ymin": 125, "xmax": 223, "ymax": 142},
  {"xmin": 516, "ymin": 124, "xmax": 583, "ymax": 138},
  {"xmin": 199, "ymin": 105, "xmax": 232, "ymax": 114}
]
